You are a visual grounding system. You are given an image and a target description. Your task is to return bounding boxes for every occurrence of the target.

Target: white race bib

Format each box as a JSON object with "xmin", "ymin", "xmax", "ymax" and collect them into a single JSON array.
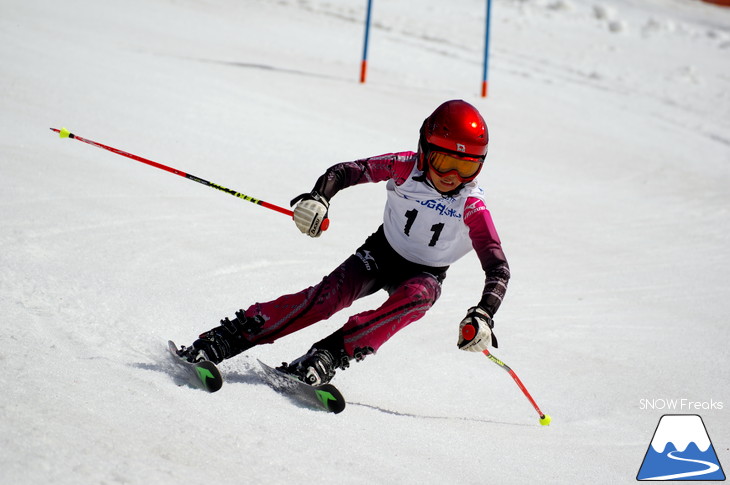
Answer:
[{"xmin": 382, "ymin": 166, "xmax": 485, "ymax": 266}]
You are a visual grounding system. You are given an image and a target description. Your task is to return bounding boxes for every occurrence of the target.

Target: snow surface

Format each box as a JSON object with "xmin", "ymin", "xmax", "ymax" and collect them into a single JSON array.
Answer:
[{"xmin": 1, "ymin": 0, "xmax": 729, "ymax": 483}]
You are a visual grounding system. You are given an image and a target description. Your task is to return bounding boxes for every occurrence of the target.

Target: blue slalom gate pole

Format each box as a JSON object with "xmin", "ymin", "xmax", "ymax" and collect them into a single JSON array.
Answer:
[
  {"xmin": 360, "ymin": 0, "xmax": 373, "ymax": 83},
  {"xmin": 481, "ymin": 0, "xmax": 492, "ymax": 97}
]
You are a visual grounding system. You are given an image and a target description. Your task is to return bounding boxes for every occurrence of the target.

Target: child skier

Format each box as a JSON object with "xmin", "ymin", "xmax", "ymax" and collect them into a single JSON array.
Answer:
[{"xmin": 178, "ymin": 99, "xmax": 510, "ymax": 386}]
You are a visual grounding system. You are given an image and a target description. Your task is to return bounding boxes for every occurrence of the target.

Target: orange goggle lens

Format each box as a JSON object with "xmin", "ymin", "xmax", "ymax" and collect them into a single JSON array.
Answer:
[{"xmin": 429, "ymin": 152, "xmax": 483, "ymax": 179}]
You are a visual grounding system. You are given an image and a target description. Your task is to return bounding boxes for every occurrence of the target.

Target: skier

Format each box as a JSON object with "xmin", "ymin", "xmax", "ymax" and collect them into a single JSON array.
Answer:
[{"xmin": 178, "ymin": 99, "xmax": 510, "ymax": 386}]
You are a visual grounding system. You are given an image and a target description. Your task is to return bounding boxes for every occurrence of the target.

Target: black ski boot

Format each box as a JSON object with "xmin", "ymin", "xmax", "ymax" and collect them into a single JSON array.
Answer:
[
  {"xmin": 180, "ymin": 310, "xmax": 260, "ymax": 364},
  {"xmin": 277, "ymin": 330, "xmax": 355, "ymax": 385},
  {"xmin": 277, "ymin": 348, "xmax": 340, "ymax": 386}
]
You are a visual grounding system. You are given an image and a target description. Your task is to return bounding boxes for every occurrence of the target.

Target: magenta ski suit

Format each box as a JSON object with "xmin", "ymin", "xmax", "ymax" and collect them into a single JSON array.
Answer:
[{"xmin": 237, "ymin": 152, "xmax": 509, "ymax": 358}]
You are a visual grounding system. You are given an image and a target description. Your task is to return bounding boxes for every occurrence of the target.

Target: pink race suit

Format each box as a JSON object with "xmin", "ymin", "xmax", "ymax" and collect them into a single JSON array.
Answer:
[{"xmin": 234, "ymin": 152, "xmax": 509, "ymax": 358}]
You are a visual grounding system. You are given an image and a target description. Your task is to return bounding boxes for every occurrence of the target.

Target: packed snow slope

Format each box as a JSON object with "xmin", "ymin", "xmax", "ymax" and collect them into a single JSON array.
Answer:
[{"xmin": 1, "ymin": 0, "xmax": 728, "ymax": 483}]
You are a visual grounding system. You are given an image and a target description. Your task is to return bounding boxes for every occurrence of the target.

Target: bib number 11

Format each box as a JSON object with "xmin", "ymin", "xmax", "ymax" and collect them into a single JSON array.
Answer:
[{"xmin": 403, "ymin": 209, "xmax": 444, "ymax": 247}]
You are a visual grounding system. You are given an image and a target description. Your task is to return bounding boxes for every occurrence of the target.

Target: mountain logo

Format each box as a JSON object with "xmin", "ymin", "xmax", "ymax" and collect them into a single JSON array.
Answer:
[{"xmin": 637, "ymin": 414, "xmax": 726, "ymax": 481}]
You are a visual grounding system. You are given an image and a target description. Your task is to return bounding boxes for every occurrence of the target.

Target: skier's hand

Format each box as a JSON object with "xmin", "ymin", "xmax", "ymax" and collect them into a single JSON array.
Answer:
[
  {"xmin": 291, "ymin": 192, "xmax": 329, "ymax": 238},
  {"xmin": 457, "ymin": 306, "xmax": 498, "ymax": 351}
]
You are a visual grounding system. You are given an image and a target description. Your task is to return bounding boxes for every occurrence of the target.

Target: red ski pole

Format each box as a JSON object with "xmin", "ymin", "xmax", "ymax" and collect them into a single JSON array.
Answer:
[
  {"xmin": 482, "ymin": 349, "xmax": 551, "ymax": 426},
  {"xmin": 50, "ymin": 127, "xmax": 329, "ymax": 230}
]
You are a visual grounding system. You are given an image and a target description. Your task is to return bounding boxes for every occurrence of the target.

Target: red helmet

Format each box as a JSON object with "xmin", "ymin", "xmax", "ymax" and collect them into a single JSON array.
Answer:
[{"xmin": 418, "ymin": 100, "xmax": 489, "ymax": 178}]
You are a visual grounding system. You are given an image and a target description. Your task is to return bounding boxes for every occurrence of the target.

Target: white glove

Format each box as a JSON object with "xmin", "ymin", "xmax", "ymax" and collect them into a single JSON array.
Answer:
[
  {"xmin": 457, "ymin": 306, "xmax": 498, "ymax": 351},
  {"xmin": 291, "ymin": 192, "xmax": 329, "ymax": 238}
]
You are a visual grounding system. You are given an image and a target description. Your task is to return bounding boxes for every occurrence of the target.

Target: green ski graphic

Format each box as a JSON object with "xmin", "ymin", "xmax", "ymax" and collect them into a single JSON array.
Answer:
[
  {"xmin": 315, "ymin": 389, "xmax": 337, "ymax": 409},
  {"xmin": 195, "ymin": 366, "xmax": 215, "ymax": 386}
]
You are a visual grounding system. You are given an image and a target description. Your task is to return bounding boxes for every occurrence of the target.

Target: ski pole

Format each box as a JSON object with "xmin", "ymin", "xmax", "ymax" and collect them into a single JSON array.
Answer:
[
  {"xmin": 50, "ymin": 127, "xmax": 329, "ymax": 230},
  {"xmin": 482, "ymin": 349, "xmax": 552, "ymax": 426}
]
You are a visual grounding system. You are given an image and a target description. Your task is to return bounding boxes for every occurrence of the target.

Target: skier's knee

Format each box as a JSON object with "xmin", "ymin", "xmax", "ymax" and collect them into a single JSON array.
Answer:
[{"xmin": 403, "ymin": 277, "xmax": 441, "ymax": 306}]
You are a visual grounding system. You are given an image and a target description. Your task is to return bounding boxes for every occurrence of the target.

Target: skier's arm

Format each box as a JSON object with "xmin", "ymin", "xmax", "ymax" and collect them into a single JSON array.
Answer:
[
  {"xmin": 291, "ymin": 153, "xmax": 416, "ymax": 237},
  {"xmin": 464, "ymin": 197, "xmax": 510, "ymax": 316},
  {"xmin": 457, "ymin": 197, "xmax": 510, "ymax": 351},
  {"xmin": 309, "ymin": 152, "xmax": 416, "ymax": 200}
]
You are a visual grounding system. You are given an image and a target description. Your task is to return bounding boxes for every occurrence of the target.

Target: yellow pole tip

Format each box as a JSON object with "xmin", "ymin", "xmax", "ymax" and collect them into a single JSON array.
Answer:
[
  {"xmin": 59, "ymin": 127, "xmax": 71, "ymax": 138},
  {"xmin": 539, "ymin": 414, "xmax": 552, "ymax": 426}
]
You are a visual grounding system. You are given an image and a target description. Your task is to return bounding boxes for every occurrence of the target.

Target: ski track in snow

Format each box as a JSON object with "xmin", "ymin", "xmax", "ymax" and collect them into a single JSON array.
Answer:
[{"xmin": 347, "ymin": 402, "xmax": 535, "ymax": 427}]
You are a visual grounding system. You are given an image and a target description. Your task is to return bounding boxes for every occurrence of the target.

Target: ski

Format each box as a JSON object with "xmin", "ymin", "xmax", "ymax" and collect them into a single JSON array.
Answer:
[
  {"xmin": 257, "ymin": 360, "xmax": 346, "ymax": 414},
  {"xmin": 167, "ymin": 340, "xmax": 223, "ymax": 393}
]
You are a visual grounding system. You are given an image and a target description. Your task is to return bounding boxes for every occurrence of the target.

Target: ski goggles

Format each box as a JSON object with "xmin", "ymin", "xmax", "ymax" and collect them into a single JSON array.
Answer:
[{"xmin": 428, "ymin": 151, "xmax": 484, "ymax": 181}]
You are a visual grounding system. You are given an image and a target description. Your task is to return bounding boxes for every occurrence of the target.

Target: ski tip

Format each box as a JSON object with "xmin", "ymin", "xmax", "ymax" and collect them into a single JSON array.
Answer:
[
  {"xmin": 196, "ymin": 361, "xmax": 224, "ymax": 393},
  {"xmin": 316, "ymin": 384, "xmax": 345, "ymax": 414}
]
